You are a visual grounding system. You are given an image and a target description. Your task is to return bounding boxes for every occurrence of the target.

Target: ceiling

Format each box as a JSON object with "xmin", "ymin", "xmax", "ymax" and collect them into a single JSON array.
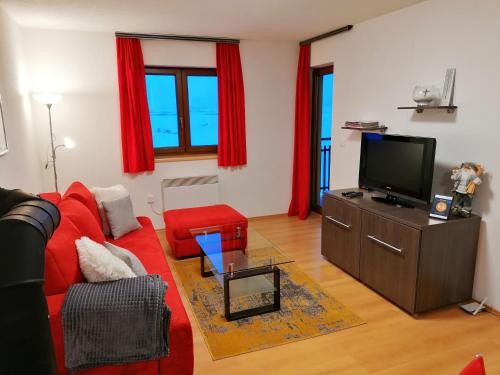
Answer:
[{"xmin": 1, "ymin": 0, "xmax": 426, "ymax": 41}]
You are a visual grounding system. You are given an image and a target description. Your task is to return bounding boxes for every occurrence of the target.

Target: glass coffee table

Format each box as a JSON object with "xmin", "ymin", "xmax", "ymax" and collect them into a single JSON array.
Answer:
[{"xmin": 190, "ymin": 223, "xmax": 293, "ymax": 321}]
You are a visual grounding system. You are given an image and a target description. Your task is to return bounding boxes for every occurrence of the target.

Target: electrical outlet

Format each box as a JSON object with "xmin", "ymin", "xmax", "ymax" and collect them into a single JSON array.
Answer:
[{"xmin": 146, "ymin": 194, "xmax": 155, "ymax": 204}]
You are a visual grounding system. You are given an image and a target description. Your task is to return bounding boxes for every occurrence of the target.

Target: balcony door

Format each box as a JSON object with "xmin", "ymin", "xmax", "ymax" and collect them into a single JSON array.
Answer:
[{"xmin": 310, "ymin": 65, "xmax": 333, "ymax": 213}]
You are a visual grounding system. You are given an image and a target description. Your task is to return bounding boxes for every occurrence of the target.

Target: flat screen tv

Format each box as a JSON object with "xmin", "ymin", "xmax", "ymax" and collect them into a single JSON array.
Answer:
[{"xmin": 359, "ymin": 133, "xmax": 436, "ymax": 207}]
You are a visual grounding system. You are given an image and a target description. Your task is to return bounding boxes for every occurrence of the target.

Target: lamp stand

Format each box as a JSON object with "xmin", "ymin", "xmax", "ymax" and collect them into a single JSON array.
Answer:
[{"xmin": 46, "ymin": 103, "xmax": 59, "ymax": 192}]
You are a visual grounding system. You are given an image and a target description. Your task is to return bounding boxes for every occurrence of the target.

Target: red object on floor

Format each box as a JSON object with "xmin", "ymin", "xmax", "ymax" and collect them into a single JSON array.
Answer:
[
  {"xmin": 164, "ymin": 204, "xmax": 248, "ymax": 258},
  {"xmin": 216, "ymin": 43, "xmax": 247, "ymax": 167},
  {"xmin": 40, "ymin": 182, "xmax": 193, "ymax": 375},
  {"xmin": 459, "ymin": 355, "xmax": 486, "ymax": 375},
  {"xmin": 116, "ymin": 38, "xmax": 155, "ymax": 174},
  {"xmin": 288, "ymin": 44, "xmax": 311, "ymax": 220}
]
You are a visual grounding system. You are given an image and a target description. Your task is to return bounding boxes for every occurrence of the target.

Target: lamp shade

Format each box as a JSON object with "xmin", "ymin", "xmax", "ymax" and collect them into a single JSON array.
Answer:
[
  {"xmin": 33, "ymin": 94, "xmax": 62, "ymax": 105},
  {"xmin": 63, "ymin": 137, "xmax": 75, "ymax": 149}
]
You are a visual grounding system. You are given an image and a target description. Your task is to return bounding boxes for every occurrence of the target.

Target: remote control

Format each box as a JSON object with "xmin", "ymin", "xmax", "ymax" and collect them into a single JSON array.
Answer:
[{"xmin": 342, "ymin": 191, "xmax": 363, "ymax": 199}]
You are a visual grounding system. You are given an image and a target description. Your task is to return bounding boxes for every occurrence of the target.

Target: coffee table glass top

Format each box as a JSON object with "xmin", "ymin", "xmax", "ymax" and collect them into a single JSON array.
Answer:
[{"xmin": 190, "ymin": 223, "xmax": 294, "ymax": 275}]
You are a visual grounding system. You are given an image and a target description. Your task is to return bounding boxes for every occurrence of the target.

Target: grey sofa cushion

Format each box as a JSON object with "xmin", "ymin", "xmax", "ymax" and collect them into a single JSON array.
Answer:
[
  {"xmin": 101, "ymin": 195, "xmax": 141, "ymax": 240},
  {"xmin": 103, "ymin": 241, "xmax": 148, "ymax": 276},
  {"xmin": 91, "ymin": 185, "xmax": 129, "ymax": 236}
]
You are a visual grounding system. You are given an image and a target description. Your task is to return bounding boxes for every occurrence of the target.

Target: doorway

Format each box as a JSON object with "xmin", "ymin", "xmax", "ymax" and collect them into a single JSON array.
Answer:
[{"xmin": 310, "ymin": 65, "xmax": 333, "ymax": 213}]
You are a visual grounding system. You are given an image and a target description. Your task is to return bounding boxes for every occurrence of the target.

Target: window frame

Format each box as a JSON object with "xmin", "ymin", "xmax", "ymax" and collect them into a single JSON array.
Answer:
[{"xmin": 145, "ymin": 66, "xmax": 218, "ymax": 157}]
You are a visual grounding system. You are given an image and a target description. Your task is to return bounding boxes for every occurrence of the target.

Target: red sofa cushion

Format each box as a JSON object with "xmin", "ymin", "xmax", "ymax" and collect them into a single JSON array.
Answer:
[
  {"xmin": 59, "ymin": 197, "xmax": 105, "ymax": 244},
  {"xmin": 164, "ymin": 204, "xmax": 247, "ymax": 240},
  {"xmin": 44, "ymin": 216, "xmax": 84, "ymax": 295},
  {"xmin": 63, "ymin": 181, "xmax": 102, "ymax": 230},
  {"xmin": 39, "ymin": 192, "xmax": 62, "ymax": 206}
]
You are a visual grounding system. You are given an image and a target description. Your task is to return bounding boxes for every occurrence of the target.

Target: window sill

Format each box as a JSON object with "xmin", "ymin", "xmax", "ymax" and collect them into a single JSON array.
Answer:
[{"xmin": 154, "ymin": 154, "xmax": 218, "ymax": 163}]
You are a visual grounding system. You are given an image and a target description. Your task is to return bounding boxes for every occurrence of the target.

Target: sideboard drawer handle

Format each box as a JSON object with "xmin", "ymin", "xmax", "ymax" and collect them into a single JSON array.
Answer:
[
  {"xmin": 367, "ymin": 235, "xmax": 403, "ymax": 254},
  {"xmin": 325, "ymin": 216, "xmax": 352, "ymax": 230}
]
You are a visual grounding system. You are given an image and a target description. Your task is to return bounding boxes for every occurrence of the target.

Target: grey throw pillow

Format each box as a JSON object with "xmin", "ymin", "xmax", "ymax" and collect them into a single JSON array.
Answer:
[
  {"xmin": 101, "ymin": 195, "xmax": 142, "ymax": 239},
  {"xmin": 103, "ymin": 241, "xmax": 148, "ymax": 276},
  {"xmin": 91, "ymin": 185, "xmax": 129, "ymax": 236}
]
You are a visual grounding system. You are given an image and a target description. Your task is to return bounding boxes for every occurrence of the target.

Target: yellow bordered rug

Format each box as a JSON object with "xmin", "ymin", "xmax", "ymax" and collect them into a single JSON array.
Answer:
[{"xmin": 173, "ymin": 254, "xmax": 365, "ymax": 360}]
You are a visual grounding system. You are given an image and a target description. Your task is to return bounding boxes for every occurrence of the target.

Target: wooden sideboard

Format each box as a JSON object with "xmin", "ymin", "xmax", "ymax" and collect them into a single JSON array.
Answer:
[{"xmin": 321, "ymin": 188, "xmax": 481, "ymax": 315}]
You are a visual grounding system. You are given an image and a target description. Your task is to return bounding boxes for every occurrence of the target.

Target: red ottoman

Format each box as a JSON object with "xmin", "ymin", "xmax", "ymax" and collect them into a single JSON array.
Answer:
[{"xmin": 164, "ymin": 204, "xmax": 248, "ymax": 258}]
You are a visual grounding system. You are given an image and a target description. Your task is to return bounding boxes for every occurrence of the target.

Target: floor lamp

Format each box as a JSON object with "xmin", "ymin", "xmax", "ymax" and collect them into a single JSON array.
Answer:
[{"xmin": 33, "ymin": 94, "xmax": 74, "ymax": 193}]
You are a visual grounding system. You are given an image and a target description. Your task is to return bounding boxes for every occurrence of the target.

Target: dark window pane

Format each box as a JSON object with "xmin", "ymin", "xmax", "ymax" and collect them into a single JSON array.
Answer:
[
  {"xmin": 187, "ymin": 75, "xmax": 218, "ymax": 146},
  {"xmin": 145, "ymin": 74, "xmax": 180, "ymax": 148}
]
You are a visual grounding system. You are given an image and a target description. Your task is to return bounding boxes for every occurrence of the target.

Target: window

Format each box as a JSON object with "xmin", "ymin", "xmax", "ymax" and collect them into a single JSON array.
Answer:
[{"xmin": 145, "ymin": 67, "xmax": 218, "ymax": 156}]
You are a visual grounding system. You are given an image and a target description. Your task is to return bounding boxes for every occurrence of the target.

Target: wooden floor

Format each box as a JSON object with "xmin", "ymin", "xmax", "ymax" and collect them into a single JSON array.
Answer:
[{"xmin": 157, "ymin": 213, "xmax": 500, "ymax": 375}]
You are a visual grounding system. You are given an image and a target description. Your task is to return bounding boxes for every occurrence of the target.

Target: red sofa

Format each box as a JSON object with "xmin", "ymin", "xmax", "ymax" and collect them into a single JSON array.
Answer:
[{"xmin": 40, "ymin": 182, "xmax": 194, "ymax": 375}]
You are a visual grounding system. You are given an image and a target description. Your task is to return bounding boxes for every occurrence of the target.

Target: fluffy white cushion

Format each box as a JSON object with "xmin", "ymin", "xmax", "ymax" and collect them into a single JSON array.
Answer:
[
  {"xmin": 76, "ymin": 236, "xmax": 136, "ymax": 282},
  {"xmin": 91, "ymin": 184, "xmax": 129, "ymax": 236}
]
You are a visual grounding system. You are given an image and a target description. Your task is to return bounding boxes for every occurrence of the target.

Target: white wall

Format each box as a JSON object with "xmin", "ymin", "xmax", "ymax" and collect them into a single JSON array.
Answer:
[
  {"xmin": 0, "ymin": 8, "xmax": 42, "ymax": 192},
  {"xmin": 22, "ymin": 28, "xmax": 297, "ymax": 227},
  {"xmin": 311, "ymin": 0, "xmax": 500, "ymax": 310}
]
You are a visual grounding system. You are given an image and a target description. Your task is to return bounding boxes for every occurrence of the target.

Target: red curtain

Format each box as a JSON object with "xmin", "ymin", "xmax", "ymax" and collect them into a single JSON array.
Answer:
[
  {"xmin": 216, "ymin": 43, "xmax": 247, "ymax": 167},
  {"xmin": 116, "ymin": 38, "xmax": 154, "ymax": 173},
  {"xmin": 288, "ymin": 44, "xmax": 311, "ymax": 220}
]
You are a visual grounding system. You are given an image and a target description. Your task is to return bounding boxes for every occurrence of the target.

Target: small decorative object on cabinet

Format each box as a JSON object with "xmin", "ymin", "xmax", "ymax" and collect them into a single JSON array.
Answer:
[
  {"xmin": 321, "ymin": 189, "xmax": 481, "ymax": 315},
  {"xmin": 429, "ymin": 194, "xmax": 453, "ymax": 220},
  {"xmin": 412, "ymin": 85, "xmax": 441, "ymax": 106},
  {"xmin": 451, "ymin": 162, "xmax": 483, "ymax": 217},
  {"xmin": 0, "ymin": 94, "xmax": 8, "ymax": 156}
]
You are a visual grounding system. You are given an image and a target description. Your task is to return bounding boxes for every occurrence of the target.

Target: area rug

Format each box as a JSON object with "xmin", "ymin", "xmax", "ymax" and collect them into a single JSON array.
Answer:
[{"xmin": 173, "ymin": 249, "xmax": 365, "ymax": 360}]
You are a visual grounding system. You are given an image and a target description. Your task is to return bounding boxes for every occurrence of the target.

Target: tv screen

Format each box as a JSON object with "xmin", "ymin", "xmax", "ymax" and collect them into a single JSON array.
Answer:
[{"xmin": 359, "ymin": 133, "xmax": 436, "ymax": 204}]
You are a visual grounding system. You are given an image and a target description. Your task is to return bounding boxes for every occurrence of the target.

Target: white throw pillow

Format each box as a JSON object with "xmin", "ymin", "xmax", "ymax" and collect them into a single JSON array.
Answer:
[
  {"xmin": 75, "ymin": 236, "xmax": 136, "ymax": 282},
  {"xmin": 91, "ymin": 184, "xmax": 129, "ymax": 236}
]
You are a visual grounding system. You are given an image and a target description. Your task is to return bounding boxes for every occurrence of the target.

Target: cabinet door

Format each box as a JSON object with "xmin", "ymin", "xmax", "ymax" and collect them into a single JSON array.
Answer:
[
  {"xmin": 360, "ymin": 211, "xmax": 420, "ymax": 313},
  {"xmin": 321, "ymin": 196, "xmax": 361, "ymax": 278}
]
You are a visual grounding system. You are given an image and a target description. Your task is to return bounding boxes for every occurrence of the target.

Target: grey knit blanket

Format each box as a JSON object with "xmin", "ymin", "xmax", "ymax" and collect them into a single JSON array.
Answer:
[{"xmin": 62, "ymin": 275, "xmax": 170, "ymax": 373}]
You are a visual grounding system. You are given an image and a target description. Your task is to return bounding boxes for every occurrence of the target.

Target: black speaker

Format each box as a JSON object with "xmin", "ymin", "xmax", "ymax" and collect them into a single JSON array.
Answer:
[{"xmin": 0, "ymin": 188, "xmax": 60, "ymax": 375}]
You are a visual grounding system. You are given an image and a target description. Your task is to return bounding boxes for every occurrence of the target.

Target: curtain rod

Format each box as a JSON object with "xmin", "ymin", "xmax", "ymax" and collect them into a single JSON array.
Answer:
[
  {"xmin": 299, "ymin": 25, "xmax": 353, "ymax": 46},
  {"xmin": 115, "ymin": 32, "xmax": 240, "ymax": 44}
]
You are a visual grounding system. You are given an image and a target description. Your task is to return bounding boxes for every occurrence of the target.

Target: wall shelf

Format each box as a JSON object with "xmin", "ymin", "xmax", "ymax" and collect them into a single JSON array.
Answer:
[
  {"xmin": 397, "ymin": 105, "xmax": 457, "ymax": 113},
  {"xmin": 341, "ymin": 126, "xmax": 388, "ymax": 132}
]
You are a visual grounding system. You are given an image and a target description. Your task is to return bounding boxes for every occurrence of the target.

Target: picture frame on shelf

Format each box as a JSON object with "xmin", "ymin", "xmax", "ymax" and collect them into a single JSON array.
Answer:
[
  {"xmin": 0, "ymin": 95, "xmax": 8, "ymax": 157},
  {"xmin": 429, "ymin": 194, "xmax": 453, "ymax": 220},
  {"xmin": 441, "ymin": 68, "xmax": 456, "ymax": 106}
]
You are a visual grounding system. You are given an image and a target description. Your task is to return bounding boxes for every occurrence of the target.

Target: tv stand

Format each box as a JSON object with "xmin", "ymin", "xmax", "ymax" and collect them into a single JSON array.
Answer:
[
  {"xmin": 372, "ymin": 194, "xmax": 414, "ymax": 208},
  {"xmin": 321, "ymin": 188, "xmax": 481, "ymax": 315}
]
